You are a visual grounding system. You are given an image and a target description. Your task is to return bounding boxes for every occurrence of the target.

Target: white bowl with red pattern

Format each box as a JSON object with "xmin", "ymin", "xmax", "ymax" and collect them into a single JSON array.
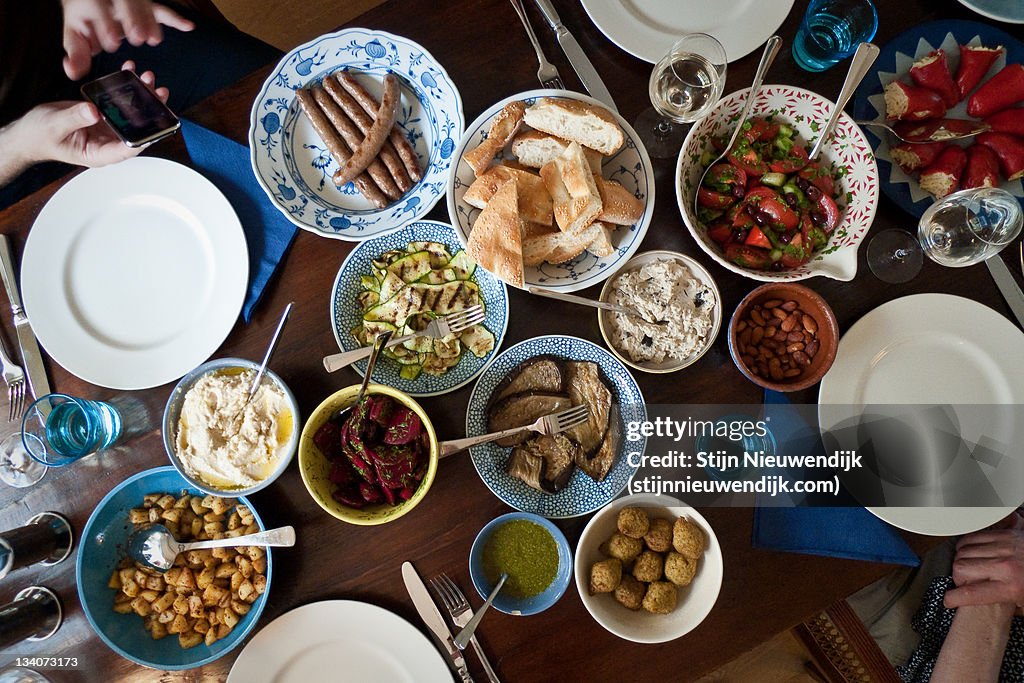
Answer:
[{"xmin": 676, "ymin": 85, "xmax": 879, "ymax": 282}]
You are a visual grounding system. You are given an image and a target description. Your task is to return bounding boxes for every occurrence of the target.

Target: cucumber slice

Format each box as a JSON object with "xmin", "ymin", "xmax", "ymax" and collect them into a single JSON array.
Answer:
[
  {"xmin": 448, "ymin": 250, "xmax": 477, "ymax": 279},
  {"xmin": 760, "ymin": 172, "xmax": 787, "ymax": 187}
]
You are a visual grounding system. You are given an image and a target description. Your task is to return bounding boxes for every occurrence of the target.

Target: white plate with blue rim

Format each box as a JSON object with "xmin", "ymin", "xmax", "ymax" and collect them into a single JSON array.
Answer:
[
  {"xmin": 446, "ymin": 90, "xmax": 655, "ymax": 293},
  {"xmin": 330, "ymin": 220, "xmax": 509, "ymax": 397},
  {"xmin": 465, "ymin": 335, "xmax": 647, "ymax": 518},
  {"xmin": 249, "ymin": 28, "xmax": 463, "ymax": 241}
]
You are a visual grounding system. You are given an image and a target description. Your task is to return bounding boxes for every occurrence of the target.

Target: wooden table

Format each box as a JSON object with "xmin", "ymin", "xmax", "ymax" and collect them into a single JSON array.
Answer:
[{"xmin": 0, "ymin": 1, "xmax": 1020, "ymax": 681}]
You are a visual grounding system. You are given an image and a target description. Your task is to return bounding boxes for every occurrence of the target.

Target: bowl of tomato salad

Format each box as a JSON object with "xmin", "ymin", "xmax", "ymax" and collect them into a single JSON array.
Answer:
[{"xmin": 676, "ymin": 85, "xmax": 879, "ymax": 282}]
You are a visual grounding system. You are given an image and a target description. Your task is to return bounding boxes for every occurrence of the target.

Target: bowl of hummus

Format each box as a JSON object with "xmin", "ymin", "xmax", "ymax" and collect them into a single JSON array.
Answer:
[
  {"xmin": 162, "ymin": 358, "xmax": 299, "ymax": 496},
  {"xmin": 598, "ymin": 251, "xmax": 721, "ymax": 374}
]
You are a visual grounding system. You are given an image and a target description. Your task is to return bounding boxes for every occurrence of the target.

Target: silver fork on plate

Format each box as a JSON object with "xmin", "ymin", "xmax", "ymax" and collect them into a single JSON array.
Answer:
[
  {"xmin": 0, "ymin": 334, "xmax": 25, "ymax": 421},
  {"xmin": 509, "ymin": 0, "xmax": 564, "ymax": 89},
  {"xmin": 322, "ymin": 305, "xmax": 485, "ymax": 373},
  {"xmin": 429, "ymin": 573, "xmax": 502, "ymax": 683},
  {"xmin": 439, "ymin": 404, "xmax": 589, "ymax": 458}
]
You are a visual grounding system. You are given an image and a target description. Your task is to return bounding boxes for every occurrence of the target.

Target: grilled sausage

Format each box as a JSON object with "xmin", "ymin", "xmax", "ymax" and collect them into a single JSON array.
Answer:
[
  {"xmin": 332, "ymin": 73, "xmax": 400, "ymax": 187},
  {"xmin": 294, "ymin": 88, "xmax": 388, "ymax": 208},
  {"xmin": 337, "ymin": 71, "xmax": 422, "ymax": 182}
]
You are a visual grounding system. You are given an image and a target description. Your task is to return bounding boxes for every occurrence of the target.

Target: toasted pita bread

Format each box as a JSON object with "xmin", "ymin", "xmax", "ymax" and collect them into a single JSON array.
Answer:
[
  {"xmin": 594, "ymin": 177, "xmax": 644, "ymax": 226},
  {"xmin": 468, "ymin": 180, "xmax": 525, "ymax": 288},
  {"xmin": 462, "ymin": 164, "xmax": 553, "ymax": 225},
  {"xmin": 463, "ymin": 101, "xmax": 526, "ymax": 176}
]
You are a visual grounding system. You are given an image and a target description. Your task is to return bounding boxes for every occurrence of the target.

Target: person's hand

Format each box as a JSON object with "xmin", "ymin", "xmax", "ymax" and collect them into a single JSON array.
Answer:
[
  {"xmin": 61, "ymin": 0, "xmax": 194, "ymax": 80},
  {"xmin": 7, "ymin": 63, "xmax": 168, "ymax": 170},
  {"xmin": 944, "ymin": 528, "xmax": 1024, "ymax": 610}
]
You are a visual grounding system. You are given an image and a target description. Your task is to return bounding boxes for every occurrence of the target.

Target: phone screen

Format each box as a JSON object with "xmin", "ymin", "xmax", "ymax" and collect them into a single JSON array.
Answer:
[{"xmin": 81, "ymin": 70, "xmax": 180, "ymax": 147}]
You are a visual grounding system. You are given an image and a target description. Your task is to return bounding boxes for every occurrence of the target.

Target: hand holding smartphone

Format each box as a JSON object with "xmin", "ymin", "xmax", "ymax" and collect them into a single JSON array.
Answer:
[{"xmin": 81, "ymin": 70, "xmax": 180, "ymax": 147}]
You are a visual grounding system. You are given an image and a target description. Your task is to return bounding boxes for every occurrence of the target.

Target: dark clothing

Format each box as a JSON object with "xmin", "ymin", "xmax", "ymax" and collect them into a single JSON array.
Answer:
[
  {"xmin": 899, "ymin": 576, "xmax": 1024, "ymax": 682},
  {"xmin": 0, "ymin": 0, "xmax": 282, "ymax": 208}
]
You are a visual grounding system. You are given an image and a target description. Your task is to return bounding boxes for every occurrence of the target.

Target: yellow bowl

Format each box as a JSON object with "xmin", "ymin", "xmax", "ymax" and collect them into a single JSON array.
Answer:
[{"xmin": 299, "ymin": 384, "xmax": 438, "ymax": 525}]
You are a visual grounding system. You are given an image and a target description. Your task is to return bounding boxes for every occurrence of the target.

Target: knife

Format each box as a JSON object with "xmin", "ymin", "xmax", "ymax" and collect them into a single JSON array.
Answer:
[
  {"xmin": 531, "ymin": 0, "xmax": 618, "ymax": 111},
  {"xmin": 0, "ymin": 235, "xmax": 50, "ymax": 401},
  {"xmin": 985, "ymin": 254, "xmax": 1024, "ymax": 330},
  {"xmin": 402, "ymin": 561, "xmax": 474, "ymax": 682}
]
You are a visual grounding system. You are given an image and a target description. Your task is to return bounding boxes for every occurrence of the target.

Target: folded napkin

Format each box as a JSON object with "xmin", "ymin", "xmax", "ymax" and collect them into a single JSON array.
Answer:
[
  {"xmin": 752, "ymin": 390, "xmax": 920, "ymax": 566},
  {"xmin": 181, "ymin": 119, "xmax": 298, "ymax": 322}
]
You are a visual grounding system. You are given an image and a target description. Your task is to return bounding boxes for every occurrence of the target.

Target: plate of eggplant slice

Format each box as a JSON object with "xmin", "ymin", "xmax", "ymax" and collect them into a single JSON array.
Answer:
[{"xmin": 465, "ymin": 335, "xmax": 646, "ymax": 518}]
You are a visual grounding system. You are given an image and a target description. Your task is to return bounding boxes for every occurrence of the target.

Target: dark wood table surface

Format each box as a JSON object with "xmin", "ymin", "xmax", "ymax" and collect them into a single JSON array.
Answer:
[{"xmin": 1, "ymin": 0, "xmax": 1021, "ymax": 681}]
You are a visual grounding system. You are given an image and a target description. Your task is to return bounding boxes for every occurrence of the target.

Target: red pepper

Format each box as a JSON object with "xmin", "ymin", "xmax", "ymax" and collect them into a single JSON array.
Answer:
[
  {"xmin": 889, "ymin": 141, "xmax": 948, "ymax": 173},
  {"xmin": 918, "ymin": 145, "xmax": 967, "ymax": 199},
  {"xmin": 976, "ymin": 132, "xmax": 1024, "ymax": 181},
  {"xmin": 956, "ymin": 44, "xmax": 1004, "ymax": 100},
  {"xmin": 967, "ymin": 64, "xmax": 1024, "ymax": 118},
  {"xmin": 884, "ymin": 81, "xmax": 947, "ymax": 121},
  {"xmin": 984, "ymin": 109, "xmax": 1024, "ymax": 136},
  {"xmin": 909, "ymin": 50, "xmax": 959, "ymax": 108},
  {"xmin": 962, "ymin": 144, "xmax": 1000, "ymax": 189}
]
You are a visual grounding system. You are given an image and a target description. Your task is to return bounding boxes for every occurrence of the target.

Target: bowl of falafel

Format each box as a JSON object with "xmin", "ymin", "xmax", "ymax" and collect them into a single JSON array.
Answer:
[{"xmin": 573, "ymin": 493, "xmax": 723, "ymax": 643}]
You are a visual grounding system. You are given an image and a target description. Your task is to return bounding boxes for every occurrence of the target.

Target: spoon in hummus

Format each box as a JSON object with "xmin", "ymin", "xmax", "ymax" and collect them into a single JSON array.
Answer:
[{"xmin": 129, "ymin": 523, "xmax": 296, "ymax": 572}]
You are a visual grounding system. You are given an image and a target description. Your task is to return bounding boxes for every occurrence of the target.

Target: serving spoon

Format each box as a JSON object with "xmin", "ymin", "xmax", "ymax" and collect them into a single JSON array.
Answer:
[
  {"xmin": 129, "ymin": 523, "xmax": 296, "ymax": 571},
  {"xmin": 527, "ymin": 286, "xmax": 667, "ymax": 325},
  {"xmin": 854, "ymin": 118, "xmax": 991, "ymax": 144},
  {"xmin": 335, "ymin": 329, "xmax": 394, "ymax": 424},
  {"xmin": 453, "ymin": 572, "xmax": 507, "ymax": 650},
  {"xmin": 808, "ymin": 42, "xmax": 880, "ymax": 161}
]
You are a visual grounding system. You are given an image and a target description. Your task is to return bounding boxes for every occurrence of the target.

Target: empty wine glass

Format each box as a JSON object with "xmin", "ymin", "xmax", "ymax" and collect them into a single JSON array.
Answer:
[
  {"xmin": 635, "ymin": 33, "xmax": 727, "ymax": 158},
  {"xmin": 0, "ymin": 433, "xmax": 46, "ymax": 488},
  {"xmin": 868, "ymin": 187, "xmax": 1023, "ymax": 283}
]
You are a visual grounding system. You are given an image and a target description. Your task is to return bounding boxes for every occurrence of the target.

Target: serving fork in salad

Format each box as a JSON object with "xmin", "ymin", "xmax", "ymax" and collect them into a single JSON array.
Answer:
[{"xmin": 323, "ymin": 305, "xmax": 485, "ymax": 373}]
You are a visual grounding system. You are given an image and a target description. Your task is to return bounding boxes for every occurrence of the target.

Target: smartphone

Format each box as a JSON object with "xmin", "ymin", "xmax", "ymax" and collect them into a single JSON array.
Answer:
[{"xmin": 81, "ymin": 70, "xmax": 180, "ymax": 147}]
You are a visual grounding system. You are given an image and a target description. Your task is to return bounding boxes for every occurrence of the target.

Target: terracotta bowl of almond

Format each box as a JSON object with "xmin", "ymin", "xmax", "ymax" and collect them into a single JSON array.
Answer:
[{"xmin": 728, "ymin": 283, "xmax": 838, "ymax": 392}]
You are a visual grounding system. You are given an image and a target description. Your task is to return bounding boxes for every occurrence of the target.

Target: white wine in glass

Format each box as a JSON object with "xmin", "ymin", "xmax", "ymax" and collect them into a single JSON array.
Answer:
[
  {"xmin": 918, "ymin": 187, "xmax": 1022, "ymax": 267},
  {"xmin": 635, "ymin": 33, "xmax": 727, "ymax": 158}
]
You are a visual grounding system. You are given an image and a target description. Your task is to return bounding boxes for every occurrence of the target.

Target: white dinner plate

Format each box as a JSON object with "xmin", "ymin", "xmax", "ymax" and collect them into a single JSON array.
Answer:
[
  {"xmin": 958, "ymin": 0, "xmax": 1024, "ymax": 24},
  {"xmin": 579, "ymin": 0, "xmax": 795, "ymax": 64},
  {"xmin": 818, "ymin": 294, "xmax": 1024, "ymax": 536},
  {"xmin": 21, "ymin": 157, "xmax": 248, "ymax": 390},
  {"xmin": 227, "ymin": 600, "xmax": 451, "ymax": 683}
]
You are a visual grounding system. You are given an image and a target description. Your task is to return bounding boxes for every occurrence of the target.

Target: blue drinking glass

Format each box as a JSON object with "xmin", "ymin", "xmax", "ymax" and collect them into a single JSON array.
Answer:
[
  {"xmin": 792, "ymin": 0, "xmax": 877, "ymax": 72},
  {"xmin": 694, "ymin": 414, "xmax": 777, "ymax": 482},
  {"xmin": 21, "ymin": 393, "xmax": 122, "ymax": 466}
]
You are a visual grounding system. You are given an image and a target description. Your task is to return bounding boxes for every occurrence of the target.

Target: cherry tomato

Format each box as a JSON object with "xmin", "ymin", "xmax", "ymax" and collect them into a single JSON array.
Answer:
[
  {"xmin": 798, "ymin": 161, "xmax": 835, "ymax": 197},
  {"xmin": 725, "ymin": 243, "xmax": 773, "ymax": 269},
  {"xmin": 769, "ymin": 144, "xmax": 809, "ymax": 174},
  {"xmin": 697, "ymin": 186, "xmax": 735, "ymax": 209},
  {"xmin": 815, "ymin": 192, "xmax": 840, "ymax": 234},
  {"xmin": 703, "ymin": 163, "xmax": 747, "ymax": 193},
  {"xmin": 728, "ymin": 139, "xmax": 769, "ymax": 176},
  {"xmin": 744, "ymin": 187, "xmax": 800, "ymax": 231},
  {"xmin": 743, "ymin": 119, "xmax": 781, "ymax": 143},
  {"xmin": 744, "ymin": 226, "xmax": 773, "ymax": 249},
  {"xmin": 780, "ymin": 233, "xmax": 811, "ymax": 268},
  {"xmin": 707, "ymin": 223, "xmax": 734, "ymax": 246}
]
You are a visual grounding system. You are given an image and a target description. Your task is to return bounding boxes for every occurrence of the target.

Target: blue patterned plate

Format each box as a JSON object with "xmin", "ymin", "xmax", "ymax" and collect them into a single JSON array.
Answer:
[
  {"xmin": 249, "ymin": 28, "xmax": 464, "ymax": 241},
  {"xmin": 465, "ymin": 335, "xmax": 647, "ymax": 518},
  {"xmin": 446, "ymin": 90, "xmax": 655, "ymax": 293},
  {"xmin": 330, "ymin": 220, "xmax": 509, "ymax": 397}
]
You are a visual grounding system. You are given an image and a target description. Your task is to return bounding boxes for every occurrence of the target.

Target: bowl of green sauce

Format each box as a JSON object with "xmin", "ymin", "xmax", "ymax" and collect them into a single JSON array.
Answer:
[{"xmin": 469, "ymin": 512, "xmax": 572, "ymax": 616}]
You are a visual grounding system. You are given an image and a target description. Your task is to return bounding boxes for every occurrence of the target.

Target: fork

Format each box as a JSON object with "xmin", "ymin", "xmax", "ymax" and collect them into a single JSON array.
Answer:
[
  {"xmin": 0, "ymin": 334, "xmax": 25, "ymax": 422},
  {"xmin": 430, "ymin": 573, "xmax": 502, "ymax": 683},
  {"xmin": 509, "ymin": 0, "xmax": 564, "ymax": 89},
  {"xmin": 439, "ymin": 404, "xmax": 589, "ymax": 458},
  {"xmin": 322, "ymin": 305, "xmax": 485, "ymax": 373}
]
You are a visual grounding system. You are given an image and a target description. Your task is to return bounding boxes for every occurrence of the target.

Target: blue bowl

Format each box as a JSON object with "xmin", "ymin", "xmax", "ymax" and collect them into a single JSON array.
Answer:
[
  {"xmin": 76, "ymin": 466, "xmax": 272, "ymax": 670},
  {"xmin": 469, "ymin": 512, "xmax": 572, "ymax": 616}
]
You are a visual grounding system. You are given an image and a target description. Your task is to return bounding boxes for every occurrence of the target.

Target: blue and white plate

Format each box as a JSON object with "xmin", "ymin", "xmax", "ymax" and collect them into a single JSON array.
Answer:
[
  {"xmin": 465, "ymin": 335, "xmax": 647, "ymax": 518},
  {"xmin": 249, "ymin": 28, "xmax": 464, "ymax": 241},
  {"xmin": 447, "ymin": 90, "xmax": 655, "ymax": 293},
  {"xmin": 851, "ymin": 20, "xmax": 1024, "ymax": 218},
  {"xmin": 331, "ymin": 220, "xmax": 509, "ymax": 397}
]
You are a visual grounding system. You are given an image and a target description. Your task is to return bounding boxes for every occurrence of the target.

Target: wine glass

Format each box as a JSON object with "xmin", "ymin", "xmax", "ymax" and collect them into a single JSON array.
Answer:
[
  {"xmin": 635, "ymin": 33, "xmax": 727, "ymax": 159},
  {"xmin": 868, "ymin": 187, "xmax": 1023, "ymax": 283},
  {"xmin": 0, "ymin": 433, "xmax": 46, "ymax": 488}
]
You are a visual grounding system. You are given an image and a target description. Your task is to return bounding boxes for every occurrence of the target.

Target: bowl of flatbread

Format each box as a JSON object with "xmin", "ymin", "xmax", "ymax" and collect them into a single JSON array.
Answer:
[{"xmin": 446, "ymin": 91, "xmax": 655, "ymax": 293}]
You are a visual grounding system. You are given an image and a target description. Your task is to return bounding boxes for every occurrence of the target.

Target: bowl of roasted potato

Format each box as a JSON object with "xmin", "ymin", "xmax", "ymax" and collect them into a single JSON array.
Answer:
[{"xmin": 76, "ymin": 466, "xmax": 272, "ymax": 670}]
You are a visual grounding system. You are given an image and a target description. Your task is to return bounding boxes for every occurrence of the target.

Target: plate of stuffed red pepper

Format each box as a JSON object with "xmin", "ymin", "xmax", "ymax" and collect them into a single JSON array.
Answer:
[
  {"xmin": 852, "ymin": 20, "xmax": 1024, "ymax": 218},
  {"xmin": 677, "ymin": 85, "xmax": 879, "ymax": 282}
]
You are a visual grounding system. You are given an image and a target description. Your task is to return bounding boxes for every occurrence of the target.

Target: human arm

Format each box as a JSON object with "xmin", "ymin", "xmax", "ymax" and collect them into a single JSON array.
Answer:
[
  {"xmin": 61, "ymin": 0, "xmax": 194, "ymax": 80},
  {"xmin": 930, "ymin": 602, "xmax": 1014, "ymax": 683},
  {"xmin": 0, "ymin": 64, "xmax": 168, "ymax": 186}
]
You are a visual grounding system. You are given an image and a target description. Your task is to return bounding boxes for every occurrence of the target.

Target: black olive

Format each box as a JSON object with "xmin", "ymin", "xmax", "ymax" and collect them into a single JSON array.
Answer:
[
  {"xmin": 810, "ymin": 210, "xmax": 825, "ymax": 226},
  {"xmin": 779, "ymin": 232, "xmax": 792, "ymax": 244},
  {"xmin": 642, "ymin": 335, "xmax": 653, "ymax": 347},
  {"xmin": 755, "ymin": 210, "xmax": 772, "ymax": 226},
  {"xmin": 771, "ymin": 261, "xmax": 785, "ymax": 271},
  {"xmin": 784, "ymin": 193, "xmax": 800, "ymax": 209},
  {"xmin": 732, "ymin": 184, "xmax": 746, "ymax": 199},
  {"xmin": 745, "ymin": 203, "xmax": 759, "ymax": 217},
  {"xmin": 806, "ymin": 185, "xmax": 821, "ymax": 201},
  {"xmin": 732, "ymin": 228, "xmax": 748, "ymax": 242},
  {"xmin": 795, "ymin": 177, "xmax": 810, "ymax": 191}
]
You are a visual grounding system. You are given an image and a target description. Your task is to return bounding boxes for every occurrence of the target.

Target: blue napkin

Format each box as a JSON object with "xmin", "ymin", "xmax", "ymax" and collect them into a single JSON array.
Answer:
[
  {"xmin": 180, "ymin": 119, "xmax": 298, "ymax": 322},
  {"xmin": 752, "ymin": 391, "xmax": 920, "ymax": 566}
]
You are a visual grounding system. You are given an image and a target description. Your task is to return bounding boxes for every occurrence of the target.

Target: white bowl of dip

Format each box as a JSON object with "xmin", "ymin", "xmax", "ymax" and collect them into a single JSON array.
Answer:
[
  {"xmin": 162, "ymin": 357, "xmax": 299, "ymax": 496},
  {"xmin": 597, "ymin": 251, "xmax": 721, "ymax": 374}
]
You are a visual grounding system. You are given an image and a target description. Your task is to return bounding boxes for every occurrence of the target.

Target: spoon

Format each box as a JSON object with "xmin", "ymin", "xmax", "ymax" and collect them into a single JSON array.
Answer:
[
  {"xmin": 693, "ymin": 35, "xmax": 782, "ymax": 218},
  {"xmin": 854, "ymin": 118, "xmax": 991, "ymax": 144},
  {"xmin": 129, "ymin": 523, "xmax": 296, "ymax": 571},
  {"xmin": 808, "ymin": 42, "xmax": 880, "ymax": 161},
  {"xmin": 527, "ymin": 286, "xmax": 668, "ymax": 325},
  {"xmin": 247, "ymin": 302, "xmax": 293, "ymax": 403},
  {"xmin": 453, "ymin": 572, "xmax": 507, "ymax": 650},
  {"xmin": 335, "ymin": 329, "xmax": 394, "ymax": 424}
]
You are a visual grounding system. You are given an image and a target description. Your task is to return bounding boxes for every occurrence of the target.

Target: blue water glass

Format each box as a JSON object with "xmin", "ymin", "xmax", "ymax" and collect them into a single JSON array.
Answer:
[
  {"xmin": 694, "ymin": 414, "xmax": 777, "ymax": 482},
  {"xmin": 792, "ymin": 0, "xmax": 877, "ymax": 72},
  {"xmin": 21, "ymin": 393, "xmax": 122, "ymax": 466}
]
